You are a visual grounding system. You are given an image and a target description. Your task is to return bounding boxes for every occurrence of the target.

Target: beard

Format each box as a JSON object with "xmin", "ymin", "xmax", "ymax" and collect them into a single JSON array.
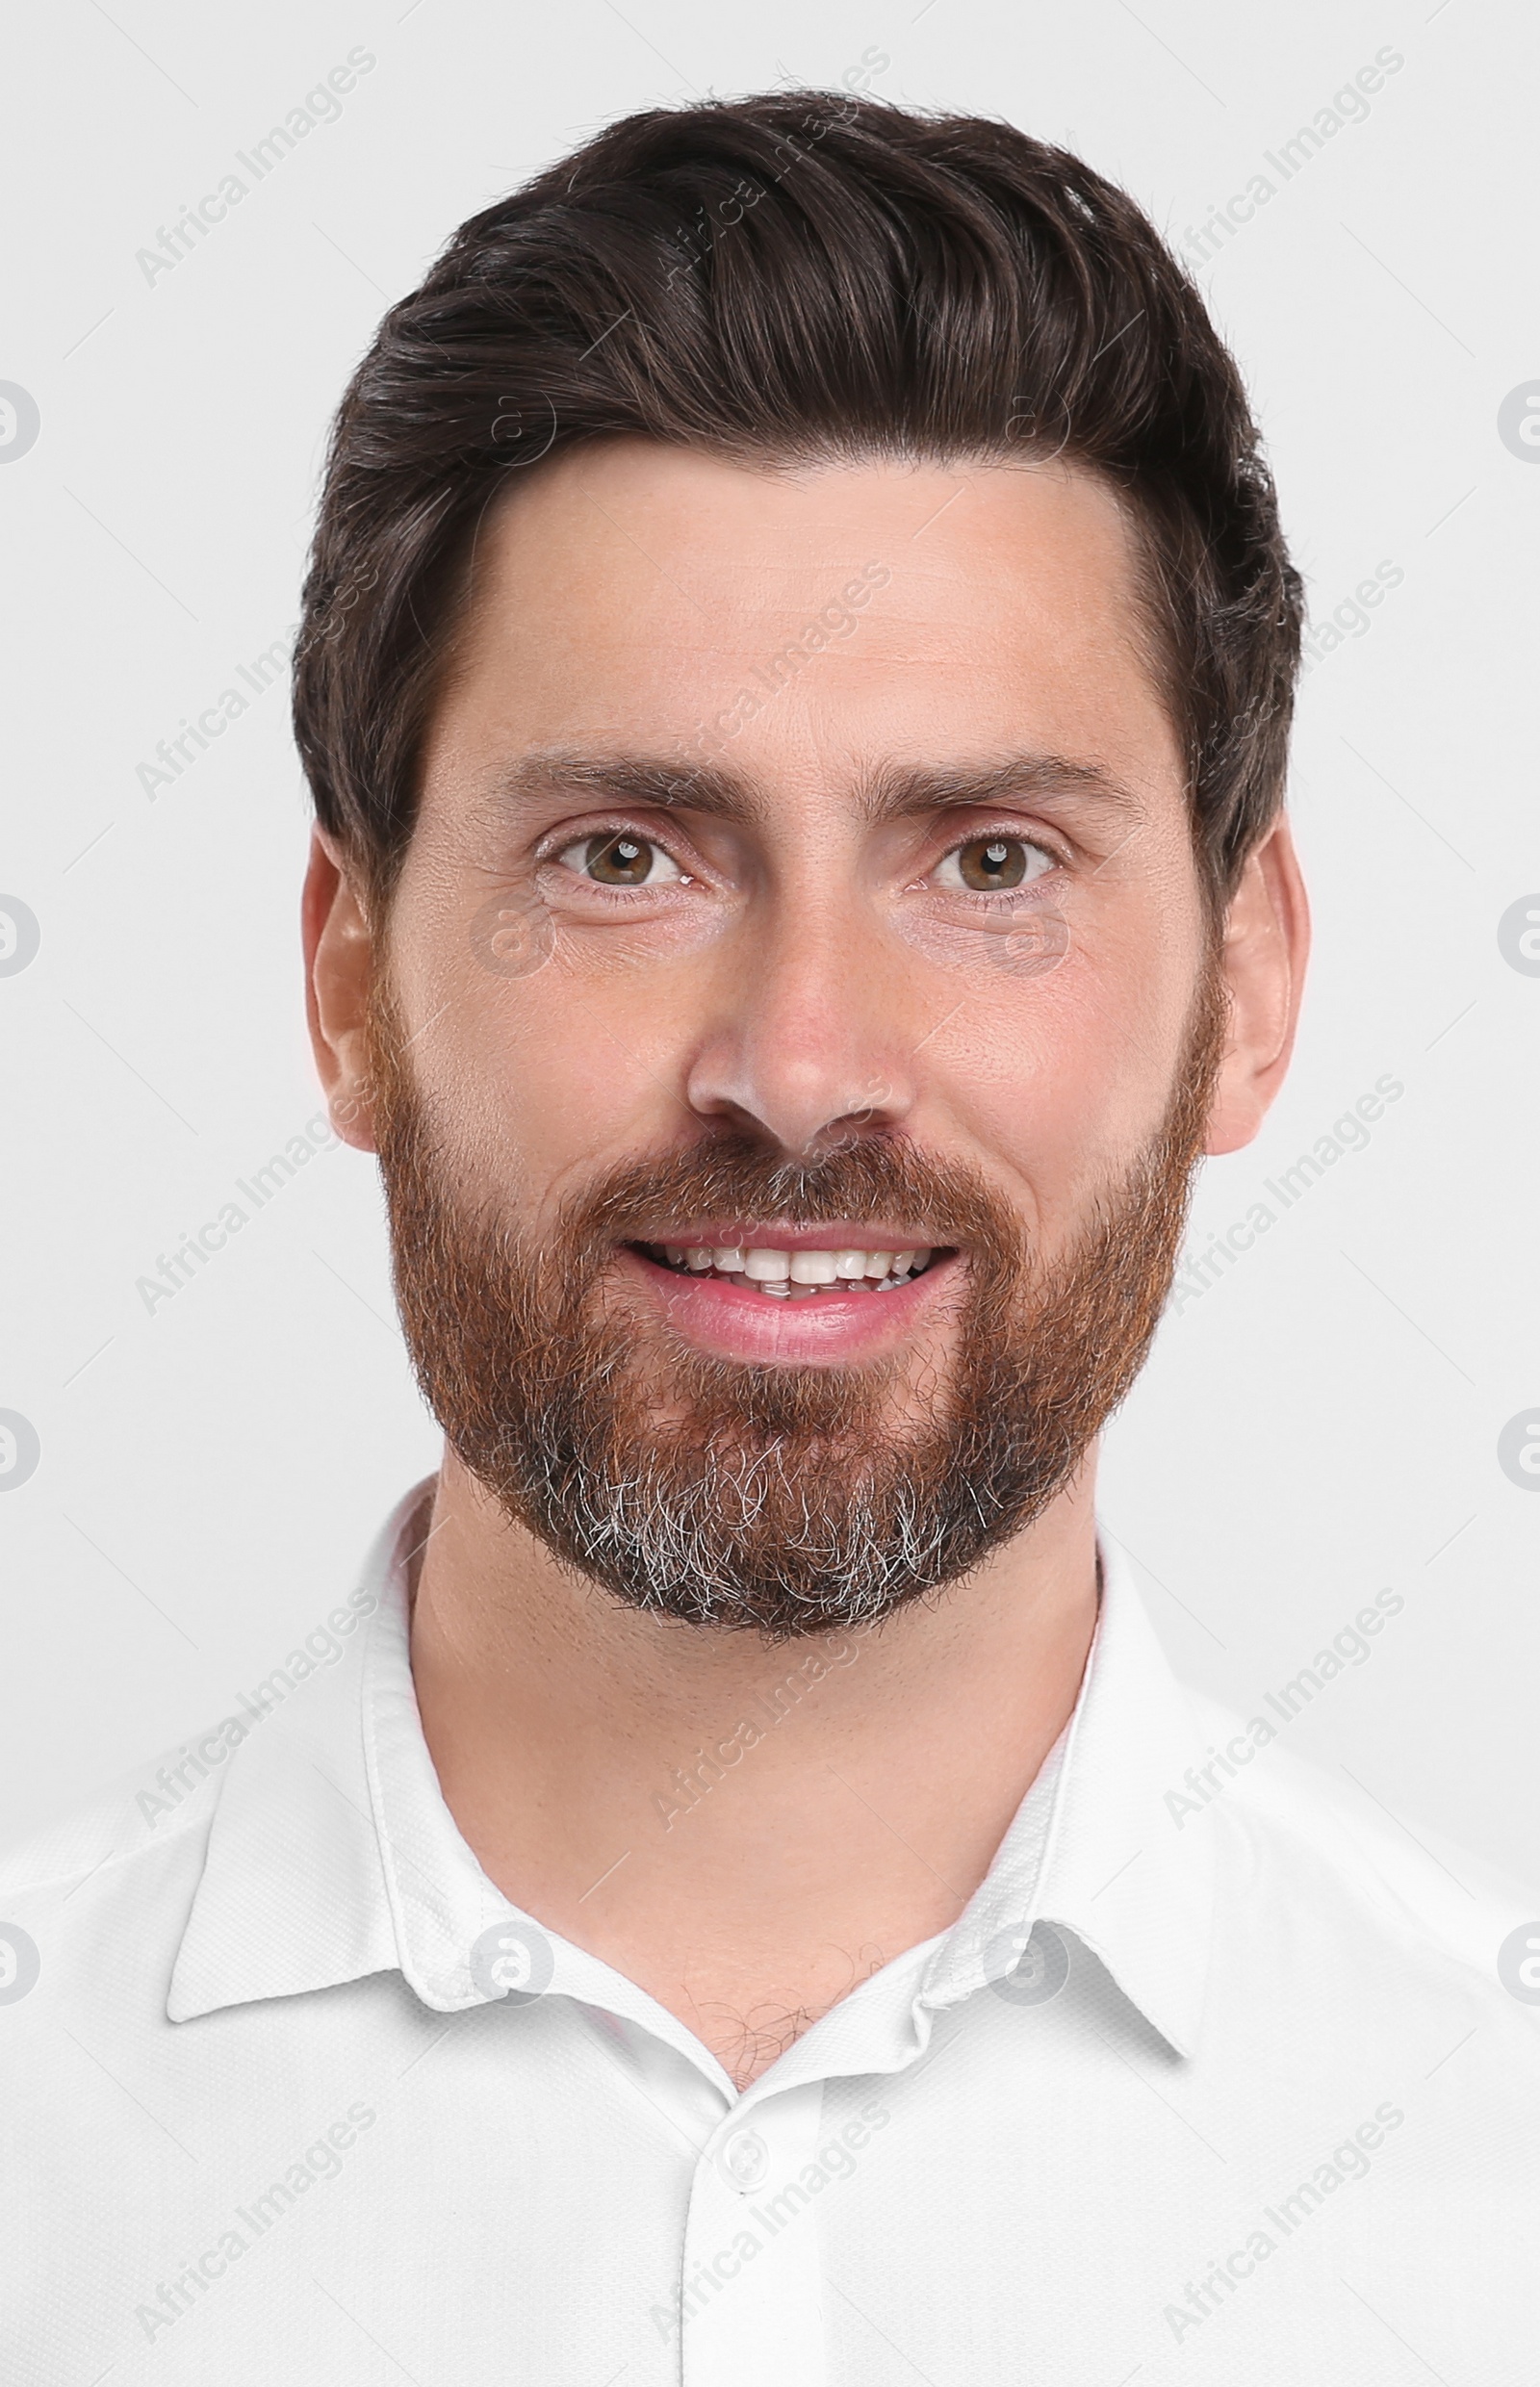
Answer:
[{"xmin": 370, "ymin": 963, "xmax": 1227, "ymax": 1641}]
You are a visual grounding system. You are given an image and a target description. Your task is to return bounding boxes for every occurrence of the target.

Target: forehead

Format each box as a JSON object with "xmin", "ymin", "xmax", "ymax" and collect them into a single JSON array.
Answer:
[{"xmin": 427, "ymin": 439, "xmax": 1184, "ymax": 803}]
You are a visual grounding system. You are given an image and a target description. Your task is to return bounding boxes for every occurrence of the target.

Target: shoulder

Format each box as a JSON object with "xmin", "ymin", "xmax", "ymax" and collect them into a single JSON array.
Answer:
[
  {"xmin": 0, "ymin": 1728, "xmax": 228, "ymax": 1912},
  {"xmin": 1184, "ymin": 1685, "xmax": 1537, "ymax": 1997}
]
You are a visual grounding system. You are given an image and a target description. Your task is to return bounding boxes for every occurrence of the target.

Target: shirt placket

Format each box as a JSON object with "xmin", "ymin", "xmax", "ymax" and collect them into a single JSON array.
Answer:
[{"xmin": 678, "ymin": 2076, "xmax": 830, "ymax": 2387}]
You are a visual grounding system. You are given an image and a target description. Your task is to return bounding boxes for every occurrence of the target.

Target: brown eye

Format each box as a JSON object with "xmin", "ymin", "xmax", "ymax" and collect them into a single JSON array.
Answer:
[
  {"xmin": 553, "ymin": 831, "xmax": 686, "ymax": 891},
  {"xmin": 956, "ymin": 836, "xmax": 1029, "ymax": 890},
  {"xmin": 585, "ymin": 834, "xmax": 651, "ymax": 885}
]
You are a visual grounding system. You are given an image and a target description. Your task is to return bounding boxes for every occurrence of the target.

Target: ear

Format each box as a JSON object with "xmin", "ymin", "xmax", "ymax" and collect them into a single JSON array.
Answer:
[
  {"xmin": 1204, "ymin": 816, "xmax": 1310, "ymax": 1157},
  {"xmin": 302, "ymin": 828, "xmax": 379, "ymax": 1152}
]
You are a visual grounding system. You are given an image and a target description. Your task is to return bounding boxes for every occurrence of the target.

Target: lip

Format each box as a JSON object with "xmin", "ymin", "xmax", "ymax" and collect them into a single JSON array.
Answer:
[
  {"xmin": 621, "ymin": 1243, "xmax": 959, "ymax": 1363},
  {"xmin": 637, "ymin": 1221, "xmax": 941, "ymax": 1253}
]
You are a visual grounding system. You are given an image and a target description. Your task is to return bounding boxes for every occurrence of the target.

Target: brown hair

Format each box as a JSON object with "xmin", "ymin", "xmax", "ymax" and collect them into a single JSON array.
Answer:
[{"xmin": 293, "ymin": 90, "xmax": 1300, "ymax": 913}]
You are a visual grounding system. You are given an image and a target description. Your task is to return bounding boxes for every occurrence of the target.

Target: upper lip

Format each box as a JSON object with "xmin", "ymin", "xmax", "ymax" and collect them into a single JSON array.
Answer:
[{"xmin": 634, "ymin": 1223, "xmax": 949, "ymax": 1251}]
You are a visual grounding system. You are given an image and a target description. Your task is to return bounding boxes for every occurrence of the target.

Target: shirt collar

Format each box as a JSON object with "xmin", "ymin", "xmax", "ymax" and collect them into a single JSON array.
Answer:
[
  {"xmin": 169, "ymin": 1483, "xmax": 1215, "ymax": 2060},
  {"xmin": 169, "ymin": 1482, "xmax": 705, "ymax": 2054},
  {"xmin": 166, "ymin": 1487, "xmax": 420, "ymax": 2023},
  {"xmin": 910, "ymin": 1540, "xmax": 1217, "ymax": 2058}
]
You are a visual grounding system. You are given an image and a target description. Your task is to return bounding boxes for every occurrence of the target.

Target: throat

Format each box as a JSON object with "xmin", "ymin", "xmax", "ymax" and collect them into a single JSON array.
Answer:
[{"xmin": 685, "ymin": 1957, "xmax": 892, "ymax": 2090}]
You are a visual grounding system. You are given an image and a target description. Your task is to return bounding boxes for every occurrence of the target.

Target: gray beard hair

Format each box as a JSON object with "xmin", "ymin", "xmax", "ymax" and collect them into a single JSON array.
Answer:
[{"xmin": 522, "ymin": 1422, "xmax": 959, "ymax": 1634}]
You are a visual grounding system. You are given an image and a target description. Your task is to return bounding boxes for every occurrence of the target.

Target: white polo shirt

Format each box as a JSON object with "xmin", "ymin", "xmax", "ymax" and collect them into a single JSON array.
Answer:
[{"xmin": 2, "ymin": 1481, "xmax": 1537, "ymax": 2383}]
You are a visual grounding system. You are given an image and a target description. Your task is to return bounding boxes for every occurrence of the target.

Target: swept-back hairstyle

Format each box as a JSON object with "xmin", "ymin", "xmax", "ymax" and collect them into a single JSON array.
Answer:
[{"xmin": 294, "ymin": 90, "xmax": 1300, "ymax": 911}]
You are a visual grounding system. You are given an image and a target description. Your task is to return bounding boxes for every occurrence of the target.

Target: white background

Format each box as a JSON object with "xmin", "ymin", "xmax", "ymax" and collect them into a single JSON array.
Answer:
[{"xmin": 1, "ymin": 0, "xmax": 1535, "ymax": 1885}]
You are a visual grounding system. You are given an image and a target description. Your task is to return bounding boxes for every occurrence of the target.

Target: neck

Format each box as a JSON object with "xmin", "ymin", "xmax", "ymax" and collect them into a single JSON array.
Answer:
[{"xmin": 409, "ymin": 1445, "xmax": 1101, "ymax": 2089}]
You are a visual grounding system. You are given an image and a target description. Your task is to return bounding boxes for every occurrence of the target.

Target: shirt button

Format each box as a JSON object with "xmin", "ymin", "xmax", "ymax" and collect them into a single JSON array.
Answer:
[{"xmin": 716, "ymin": 2124, "xmax": 769, "ymax": 2194}]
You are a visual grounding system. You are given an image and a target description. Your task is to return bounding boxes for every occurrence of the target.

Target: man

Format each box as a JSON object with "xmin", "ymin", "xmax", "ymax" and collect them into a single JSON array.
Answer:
[{"xmin": 3, "ymin": 90, "xmax": 1534, "ymax": 2384}]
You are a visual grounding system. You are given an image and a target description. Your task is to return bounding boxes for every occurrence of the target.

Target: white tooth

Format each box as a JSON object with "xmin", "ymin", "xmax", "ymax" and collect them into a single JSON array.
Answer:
[
  {"xmin": 789, "ymin": 1250, "xmax": 838, "ymax": 1284},
  {"xmin": 686, "ymin": 1248, "xmax": 714, "ymax": 1270},
  {"xmin": 744, "ymin": 1248, "xmax": 791, "ymax": 1281},
  {"xmin": 757, "ymin": 1281, "xmax": 791, "ymax": 1298},
  {"xmin": 909, "ymin": 1248, "xmax": 932, "ymax": 1272},
  {"xmin": 833, "ymin": 1250, "xmax": 868, "ymax": 1278},
  {"xmin": 664, "ymin": 1246, "xmax": 686, "ymax": 1266},
  {"xmin": 864, "ymin": 1252, "xmax": 894, "ymax": 1279},
  {"xmin": 713, "ymin": 1246, "xmax": 746, "ymax": 1271}
]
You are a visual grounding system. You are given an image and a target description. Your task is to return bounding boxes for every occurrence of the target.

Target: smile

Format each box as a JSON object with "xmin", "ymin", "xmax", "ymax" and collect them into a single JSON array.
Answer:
[
  {"xmin": 637, "ymin": 1240, "xmax": 939, "ymax": 1300},
  {"xmin": 620, "ymin": 1230, "xmax": 957, "ymax": 1361}
]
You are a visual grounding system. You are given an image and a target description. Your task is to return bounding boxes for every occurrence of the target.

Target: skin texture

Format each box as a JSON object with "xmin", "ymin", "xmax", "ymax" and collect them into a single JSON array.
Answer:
[{"xmin": 305, "ymin": 441, "xmax": 1308, "ymax": 2088}]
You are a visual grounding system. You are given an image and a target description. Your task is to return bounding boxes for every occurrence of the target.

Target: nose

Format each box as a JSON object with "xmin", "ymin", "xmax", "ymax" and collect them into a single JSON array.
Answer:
[{"xmin": 683, "ymin": 891, "xmax": 918, "ymax": 1156}]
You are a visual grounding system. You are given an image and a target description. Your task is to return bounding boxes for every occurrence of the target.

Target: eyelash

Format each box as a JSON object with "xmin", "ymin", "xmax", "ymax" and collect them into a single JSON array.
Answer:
[
  {"xmin": 539, "ymin": 822, "xmax": 1069, "ymax": 893},
  {"xmin": 541, "ymin": 822, "xmax": 694, "ymax": 894},
  {"xmin": 930, "ymin": 829, "xmax": 1065, "ymax": 893}
]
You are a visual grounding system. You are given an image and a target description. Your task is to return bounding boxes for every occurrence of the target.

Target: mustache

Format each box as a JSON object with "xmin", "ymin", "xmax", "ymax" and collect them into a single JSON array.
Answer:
[{"xmin": 546, "ymin": 1132, "xmax": 1024, "ymax": 1279}]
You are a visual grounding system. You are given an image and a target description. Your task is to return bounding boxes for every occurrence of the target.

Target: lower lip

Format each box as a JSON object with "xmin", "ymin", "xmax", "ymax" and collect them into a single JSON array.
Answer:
[{"xmin": 621, "ymin": 1247, "xmax": 956, "ymax": 1362}]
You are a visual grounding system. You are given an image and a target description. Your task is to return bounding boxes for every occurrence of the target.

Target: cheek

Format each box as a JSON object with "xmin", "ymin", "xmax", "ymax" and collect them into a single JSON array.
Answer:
[
  {"xmin": 406, "ymin": 949, "xmax": 695, "ymax": 1215},
  {"xmin": 936, "ymin": 920, "xmax": 1202, "ymax": 1216}
]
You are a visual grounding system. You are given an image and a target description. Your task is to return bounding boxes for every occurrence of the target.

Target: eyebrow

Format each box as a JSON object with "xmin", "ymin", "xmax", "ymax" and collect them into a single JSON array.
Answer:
[
  {"xmin": 497, "ymin": 755, "xmax": 765, "ymax": 824},
  {"xmin": 854, "ymin": 754, "xmax": 1141, "ymax": 824},
  {"xmin": 494, "ymin": 750, "xmax": 1142, "ymax": 828}
]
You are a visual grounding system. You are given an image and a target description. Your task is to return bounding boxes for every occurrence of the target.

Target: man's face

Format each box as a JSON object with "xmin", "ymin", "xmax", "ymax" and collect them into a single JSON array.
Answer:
[{"xmin": 349, "ymin": 443, "xmax": 1240, "ymax": 1633}]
